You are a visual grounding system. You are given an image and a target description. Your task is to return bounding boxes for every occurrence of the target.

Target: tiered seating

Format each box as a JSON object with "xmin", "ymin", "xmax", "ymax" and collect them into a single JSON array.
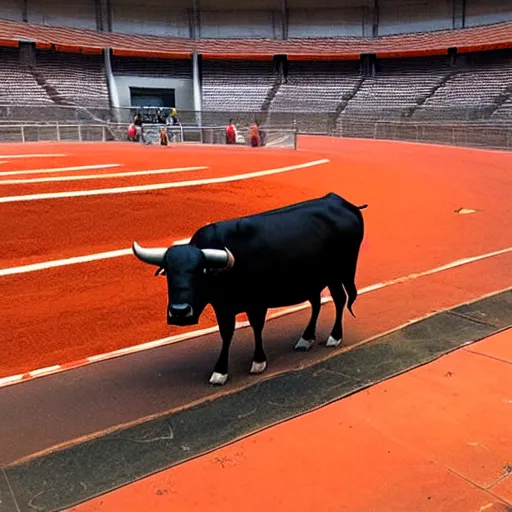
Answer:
[
  {"xmin": 492, "ymin": 97, "xmax": 512, "ymax": 119},
  {"xmin": 343, "ymin": 57, "xmax": 452, "ymax": 119},
  {"xmin": 0, "ymin": 18, "xmax": 510, "ymax": 59},
  {"xmin": 270, "ymin": 61, "xmax": 362, "ymax": 113},
  {"xmin": 201, "ymin": 60, "xmax": 276, "ymax": 112},
  {"xmin": 414, "ymin": 50, "xmax": 512, "ymax": 120},
  {"xmin": 34, "ymin": 51, "xmax": 110, "ymax": 107},
  {"xmin": 112, "ymin": 56, "xmax": 192, "ymax": 78},
  {"xmin": 0, "ymin": 48, "xmax": 52, "ymax": 105}
]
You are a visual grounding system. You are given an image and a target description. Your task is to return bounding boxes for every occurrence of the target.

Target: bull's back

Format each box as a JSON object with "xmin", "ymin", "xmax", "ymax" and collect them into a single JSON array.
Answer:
[
  {"xmin": 195, "ymin": 193, "xmax": 361, "ymax": 274},
  {"xmin": 235, "ymin": 194, "xmax": 361, "ymax": 253},
  {"xmin": 193, "ymin": 194, "xmax": 364, "ymax": 309}
]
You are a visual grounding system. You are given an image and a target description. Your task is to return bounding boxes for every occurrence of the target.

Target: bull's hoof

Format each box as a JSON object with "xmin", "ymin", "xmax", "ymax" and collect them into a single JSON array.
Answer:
[
  {"xmin": 294, "ymin": 337, "xmax": 315, "ymax": 351},
  {"xmin": 209, "ymin": 372, "xmax": 228, "ymax": 385},
  {"xmin": 250, "ymin": 360, "xmax": 267, "ymax": 374},
  {"xmin": 326, "ymin": 335, "xmax": 342, "ymax": 348}
]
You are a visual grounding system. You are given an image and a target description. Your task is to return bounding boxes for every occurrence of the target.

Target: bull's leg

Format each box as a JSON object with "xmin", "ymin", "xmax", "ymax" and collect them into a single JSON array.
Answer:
[
  {"xmin": 247, "ymin": 308, "xmax": 268, "ymax": 375},
  {"xmin": 326, "ymin": 281, "xmax": 347, "ymax": 347},
  {"xmin": 210, "ymin": 311, "xmax": 236, "ymax": 386},
  {"xmin": 294, "ymin": 294, "xmax": 321, "ymax": 351}
]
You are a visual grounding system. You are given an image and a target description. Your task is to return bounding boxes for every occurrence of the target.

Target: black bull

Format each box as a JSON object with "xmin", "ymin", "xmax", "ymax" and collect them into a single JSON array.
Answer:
[{"xmin": 132, "ymin": 192, "xmax": 367, "ymax": 385}]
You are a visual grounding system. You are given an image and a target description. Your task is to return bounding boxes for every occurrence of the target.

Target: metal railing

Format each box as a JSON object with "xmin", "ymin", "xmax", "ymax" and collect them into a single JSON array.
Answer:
[
  {"xmin": 0, "ymin": 104, "xmax": 510, "ymax": 150},
  {"xmin": 336, "ymin": 118, "xmax": 512, "ymax": 150},
  {"xmin": 0, "ymin": 121, "xmax": 298, "ymax": 149}
]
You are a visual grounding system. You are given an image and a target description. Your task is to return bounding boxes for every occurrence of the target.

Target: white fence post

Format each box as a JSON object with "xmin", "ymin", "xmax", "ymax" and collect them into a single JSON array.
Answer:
[
  {"xmin": 21, "ymin": 126, "xmax": 25, "ymax": 143},
  {"xmin": 56, "ymin": 122, "xmax": 60, "ymax": 141}
]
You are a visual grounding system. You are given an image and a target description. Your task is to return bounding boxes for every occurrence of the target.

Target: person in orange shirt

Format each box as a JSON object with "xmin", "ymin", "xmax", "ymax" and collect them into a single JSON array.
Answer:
[
  {"xmin": 225, "ymin": 119, "xmax": 236, "ymax": 144},
  {"xmin": 250, "ymin": 120, "xmax": 261, "ymax": 147}
]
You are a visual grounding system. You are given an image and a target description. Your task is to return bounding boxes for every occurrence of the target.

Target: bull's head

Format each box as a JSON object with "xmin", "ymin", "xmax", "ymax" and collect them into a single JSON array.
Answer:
[{"xmin": 132, "ymin": 241, "xmax": 235, "ymax": 326}]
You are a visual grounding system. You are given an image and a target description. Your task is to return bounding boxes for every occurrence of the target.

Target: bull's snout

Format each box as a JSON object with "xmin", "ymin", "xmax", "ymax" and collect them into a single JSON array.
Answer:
[
  {"xmin": 169, "ymin": 303, "xmax": 193, "ymax": 317},
  {"xmin": 169, "ymin": 303, "xmax": 194, "ymax": 319},
  {"xmin": 168, "ymin": 302, "xmax": 199, "ymax": 326}
]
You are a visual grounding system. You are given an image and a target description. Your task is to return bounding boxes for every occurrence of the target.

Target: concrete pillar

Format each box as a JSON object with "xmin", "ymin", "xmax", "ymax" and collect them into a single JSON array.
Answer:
[
  {"xmin": 372, "ymin": 0, "xmax": 379, "ymax": 37},
  {"xmin": 452, "ymin": 0, "xmax": 466, "ymax": 29},
  {"xmin": 104, "ymin": 49, "xmax": 120, "ymax": 110},
  {"xmin": 192, "ymin": 50, "xmax": 202, "ymax": 127},
  {"xmin": 281, "ymin": 0, "xmax": 288, "ymax": 40},
  {"xmin": 192, "ymin": 0, "xmax": 201, "ymax": 39}
]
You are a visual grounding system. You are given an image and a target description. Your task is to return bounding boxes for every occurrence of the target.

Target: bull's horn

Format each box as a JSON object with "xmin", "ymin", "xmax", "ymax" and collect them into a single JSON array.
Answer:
[
  {"xmin": 132, "ymin": 241, "xmax": 167, "ymax": 266},
  {"xmin": 202, "ymin": 248, "xmax": 235, "ymax": 271}
]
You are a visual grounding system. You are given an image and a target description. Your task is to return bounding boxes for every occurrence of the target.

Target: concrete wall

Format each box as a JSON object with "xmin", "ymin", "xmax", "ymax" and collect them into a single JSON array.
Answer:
[
  {"xmin": 199, "ymin": 10, "xmax": 280, "ymax": 38},
  {"xmin": 465, "ymin": 0, "xmax": 512, "ymax": 27},
  {"xmin": 111, "ymin": 0, "xmax": 190, "ymax": 37},
  {"xmin": 288, "ymin": 7, "xmax": 368, "ymax": 37},
  {"xmin": 0, "ymin": 0, "xmax": 511, "ymax": 39},
  {"xmin": 27, "ymin": 0, "xmax": 97, "ymax": 30},
  {"xmin": 0, "ymin": 0, "xmax": 23, "ymax": 22},
  {"xmin": 114, "ymin": 76, "xmax": 194, "ymax": 110},
  {"xmin": 378, "ymin": 0, "xmax": 453, "ymax": 35}
]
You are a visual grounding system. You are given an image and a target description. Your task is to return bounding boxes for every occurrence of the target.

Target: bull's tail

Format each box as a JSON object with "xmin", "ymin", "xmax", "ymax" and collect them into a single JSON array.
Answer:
[
  {"xmin": 343, "ymin": 280, "xmax": 358, "ymax": 318},
  {"xmin": 342, "ymin": 245, "xmax": 361, "ymax": 318}
]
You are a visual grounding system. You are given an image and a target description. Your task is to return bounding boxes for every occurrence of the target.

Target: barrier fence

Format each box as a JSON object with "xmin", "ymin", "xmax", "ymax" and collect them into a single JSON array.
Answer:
[
  {"xmin": 0, "ymin": 104, "xmax": 510, "ymax": 150},
  {"xmin": 0, "ymin": 122, "xmax": 298, "ymax": 149}
]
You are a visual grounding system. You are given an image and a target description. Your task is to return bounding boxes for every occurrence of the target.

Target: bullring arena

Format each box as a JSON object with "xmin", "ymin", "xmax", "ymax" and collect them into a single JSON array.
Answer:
[{"xmin": 0, "ymin": 2, "xmax": 512, "ymax": 511}]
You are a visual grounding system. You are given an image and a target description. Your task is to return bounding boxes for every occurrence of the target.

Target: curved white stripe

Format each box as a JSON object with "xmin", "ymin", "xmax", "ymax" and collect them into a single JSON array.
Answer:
[
  {"xmin": 0, "ymin": 159, "xmax": 330, "ymax": 203},
  {"xmin": 0, "ymin": 167, "xmax": 208, "ymax": 185},
  {"xmin": 83, "ymin": 248, "xmax": 512, "ymax": 361},
  {"xmin": 0, "ymin": 153, "xmax": 66, "ymax": 159},
  {"xmin": 0, "ymin": 257, "xmax": 509, "ymax": 389},
  {"xmin": 0, "ymin": 238, "xmax": 191, "ymax": 277},
  {"xmin": 0, "ymin": 164, "xmax": 121, "ymax": 177}
]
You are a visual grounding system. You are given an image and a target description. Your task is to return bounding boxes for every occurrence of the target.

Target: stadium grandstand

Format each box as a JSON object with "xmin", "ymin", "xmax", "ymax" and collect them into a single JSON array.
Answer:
[
  {"xmin": 1, "ymin": 3, "xmax": 512, "ymax": 511},
  {"xmin": 0, "ymin": 0, "xmax": 510, "ymax": 148}
]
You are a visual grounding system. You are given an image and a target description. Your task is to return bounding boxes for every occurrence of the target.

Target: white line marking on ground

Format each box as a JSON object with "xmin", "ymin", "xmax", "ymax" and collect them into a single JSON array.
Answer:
[
  {"xmin": 0, "ymin": 224, "xmax": 509, "ymax": 279},
  {"xmin": 0, "ymin": 164, "xmax": 121, "ymax": 177},
  {"xmin": 0, "ymin": 153, "xmax": 66, "ymax": 159},
  {"xmin": 0, "ymin": 167, "xmax": 208, "ymax": 185},
  {"xmin": 0, "ymin": 238, "xmax": 191, "ymax": 277},
  {"xmin": 29, "ymin": 365, "xmax": 62, "ymax": 377},
  {"xmin": 0, "ymin": 263, "xmax": 509, "ymax": 390},
  {"xmin": 0, "ymin": 159, "xmax": 330, "ymax": 203}
]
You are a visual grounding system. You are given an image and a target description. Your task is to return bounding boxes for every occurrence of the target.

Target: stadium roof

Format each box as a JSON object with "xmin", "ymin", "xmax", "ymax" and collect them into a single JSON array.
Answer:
[{"xmin": 0, "ymin": 18, "xmax": 511, "ymax": 59}]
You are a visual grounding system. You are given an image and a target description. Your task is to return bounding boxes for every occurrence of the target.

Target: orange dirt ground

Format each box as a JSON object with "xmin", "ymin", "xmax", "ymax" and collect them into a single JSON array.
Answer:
[
  {"xmin": 69, "ymin": 328, "xmax": 512, "ymax": 512},
  {"xmin": 0, "ymin": 136, "xmax": 511, "ymax": 379}
]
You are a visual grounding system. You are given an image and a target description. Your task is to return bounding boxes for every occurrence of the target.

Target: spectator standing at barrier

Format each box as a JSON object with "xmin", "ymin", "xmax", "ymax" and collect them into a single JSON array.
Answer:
[
  {"xmin": 127, "ymin": 122, "xmax": 137, "ymax": 142},
  {"xmin": 133, "ymin": 113, "xmax": 144, "ymax": 143},
  {"xmin": 225, "ymin": 119, "xmax": 236, "ymax": 144},
  {"xmin": 159, "ymin": 127, "xmax": 169, "ymax": 146},
  {"xmin": 166, "ymin": 108, "xmax": 181, "ymax": 142},
  {"xmin": 250, "ymin": 120, "xmax": 261, "ymax": 147}
]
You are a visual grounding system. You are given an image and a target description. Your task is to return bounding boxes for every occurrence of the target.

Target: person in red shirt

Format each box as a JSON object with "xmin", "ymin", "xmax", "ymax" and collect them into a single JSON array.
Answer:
[
  {"xmin": 250, "ymin": 120, "xmax": 261, "ymax": 147},
  {"xmin": 127, "ymin": 123, "xmax": 136, "ymax": 141},
  {"xmin": 225, "ymin": 119, "xmax": 236, "ymax": 144}
]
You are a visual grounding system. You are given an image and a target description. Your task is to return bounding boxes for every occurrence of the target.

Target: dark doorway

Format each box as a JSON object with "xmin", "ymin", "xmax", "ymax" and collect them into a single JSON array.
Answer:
[{"xmin": 130, "ymin": 87, "xmax": 176, "ymax": 108}]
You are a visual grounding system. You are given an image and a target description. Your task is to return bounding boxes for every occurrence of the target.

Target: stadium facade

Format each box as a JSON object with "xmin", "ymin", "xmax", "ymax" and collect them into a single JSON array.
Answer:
[{"xmin": 0, "ymin": 0, "xmax": 511, "ymax": 148}]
